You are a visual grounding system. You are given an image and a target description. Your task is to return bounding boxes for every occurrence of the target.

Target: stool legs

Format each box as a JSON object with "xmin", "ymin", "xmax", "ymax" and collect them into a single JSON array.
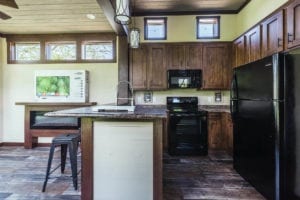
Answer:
[
  {"xmin": 42, "ymin": 144, "xmax": 56, "ymax": 192},
  {"xmin": 69, "ymin": 141, "xmax": 78, "ymax": 190},
  {"xmin": 61, "ymin": 144, "xmax": 68, "ymax": 173}
]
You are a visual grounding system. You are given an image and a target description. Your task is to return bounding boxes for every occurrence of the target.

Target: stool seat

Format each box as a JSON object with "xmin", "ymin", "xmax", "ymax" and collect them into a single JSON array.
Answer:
[{"xmin": 42, "ymin": 133, "xmax": 81, "ymax": 192}]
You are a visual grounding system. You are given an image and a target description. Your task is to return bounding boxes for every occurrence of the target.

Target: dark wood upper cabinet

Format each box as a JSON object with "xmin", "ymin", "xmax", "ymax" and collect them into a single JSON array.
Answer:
[
  {"xmin": 130, "ymin": 44, "xmax": 148, "ymax": 90},
  {"xmin": 245, "ymin": 25, "xmax": 261, "ymax": 63},
  {"xmin": 202, "ymin": 42, "xmax": 232, "ymax": 90},
  {"xmin": 286, "ymin": 0, "xmax": 300, "ymax": 49},
  {"xmin": 232, "ymin": 35, "xmax": 246, "ymax": 68},
  {"xmin": 261, "ymin": 10, "xmax": 284, "ymax": 57},
  {"xmin": 148, "ymin": 44, "xmax": 167, "ymax": 90},
  {"xmin": 130, "ymin": 43, "xmax": 167, "ymax": 90},
  {"xmin": 167, "ymin": 44, "xmax": 202, "ymax": 69}
]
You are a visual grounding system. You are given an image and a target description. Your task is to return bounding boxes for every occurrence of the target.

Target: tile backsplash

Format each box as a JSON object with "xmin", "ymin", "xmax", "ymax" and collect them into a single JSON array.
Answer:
[{"xmin": 134, "ymin": 89, "xmax": 230, "ymax": 105}]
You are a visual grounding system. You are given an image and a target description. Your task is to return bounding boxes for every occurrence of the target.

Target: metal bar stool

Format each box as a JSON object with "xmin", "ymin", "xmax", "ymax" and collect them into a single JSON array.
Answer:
[{"xmin": 42, "ymin": 133, "xmax": 81, "ymax": 192}]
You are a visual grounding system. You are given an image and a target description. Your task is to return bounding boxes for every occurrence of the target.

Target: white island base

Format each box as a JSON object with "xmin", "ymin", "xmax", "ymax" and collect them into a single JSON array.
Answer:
[{"xmin": 94, "ymin": 121, "xmax": 154, "ymax": 200}]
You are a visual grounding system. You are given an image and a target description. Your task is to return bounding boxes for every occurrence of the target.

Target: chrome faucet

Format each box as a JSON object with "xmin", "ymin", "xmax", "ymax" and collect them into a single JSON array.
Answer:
[{"xmin": 116, "ymin": 81, "xmax": 134, "ymax": 106}]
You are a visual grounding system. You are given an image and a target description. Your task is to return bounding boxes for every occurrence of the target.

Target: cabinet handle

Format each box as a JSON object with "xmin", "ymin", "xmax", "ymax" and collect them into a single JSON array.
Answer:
[
  {"xmin": 278, "ymin": 38, "xmax": 283, "ymax": 47},
  {"xmin": 288, "ymin": 33, "xmax": 293, "ymax": 43}
]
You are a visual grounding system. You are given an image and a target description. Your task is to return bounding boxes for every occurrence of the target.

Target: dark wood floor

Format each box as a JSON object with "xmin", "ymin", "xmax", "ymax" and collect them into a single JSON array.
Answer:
[{"xmin": 0, "ymin": 146, "xmax": 265, "ymax": 200}]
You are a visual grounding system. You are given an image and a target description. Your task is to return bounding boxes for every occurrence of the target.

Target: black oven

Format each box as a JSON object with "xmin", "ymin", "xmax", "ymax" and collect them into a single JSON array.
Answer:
[
  {"xmin": 167, "ymin": 70, "xmax": 202, "ymax": 89},
  {"xmin": 167, "ymin": 97, "xmax": 207, "ymax": 155}
]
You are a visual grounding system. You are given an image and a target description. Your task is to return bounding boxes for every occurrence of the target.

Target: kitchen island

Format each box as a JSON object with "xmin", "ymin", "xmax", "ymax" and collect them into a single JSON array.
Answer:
[{"xmin": 46, "ymin": 105, "xmax": 167, "ymax": 200}]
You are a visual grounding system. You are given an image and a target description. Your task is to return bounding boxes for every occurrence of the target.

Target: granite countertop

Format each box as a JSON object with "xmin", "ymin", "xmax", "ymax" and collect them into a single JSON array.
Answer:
[
  {"xmin": 45, "ymin": 105, "xmax": 168, "ymax": 119},
  {"xmin": 199, "ymin": 105, "xmax": 230, "ymax": 113}
]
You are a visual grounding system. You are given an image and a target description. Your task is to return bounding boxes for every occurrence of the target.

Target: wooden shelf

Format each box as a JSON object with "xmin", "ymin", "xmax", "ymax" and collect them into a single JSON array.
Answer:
[{"xmin": 16, "ymin": 102, "xmax": 97, "ymax": 149}]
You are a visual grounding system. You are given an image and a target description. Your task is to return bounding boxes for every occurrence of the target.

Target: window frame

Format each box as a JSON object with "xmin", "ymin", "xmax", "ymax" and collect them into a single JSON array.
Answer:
[
  {"xmin": 196, "ymin": 16, "xmax": 220, "ymax": 39},
  {"xmin": 46, "ymin": 41, "xmax": 77, "ymax": 61},
  {"xmin": 6, "ymin": 33, "xmax": 116, "ymax": 64},
  {"xmin": 144, "ymin": 17, "xmax": 167, "ymax": 40},
  {"xmin": 14, "ymin": 42, "xmax": 41, "ymax": 61},
  {"xmin": 81, "ymin": 41, "xmax": 114, "ymax": 61}
]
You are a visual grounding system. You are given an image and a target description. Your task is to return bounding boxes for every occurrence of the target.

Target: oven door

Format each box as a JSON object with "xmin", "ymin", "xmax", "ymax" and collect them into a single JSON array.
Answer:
[{"xmin": 168, "ymin": 113, "xmax": 207, "ymax": 155}]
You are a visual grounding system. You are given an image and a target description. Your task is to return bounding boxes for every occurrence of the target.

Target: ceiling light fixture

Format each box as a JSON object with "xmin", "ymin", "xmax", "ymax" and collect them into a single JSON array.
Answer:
[
  {"xmin": 114, "ymin": 0, "xmax": 131, "ymax": 25},
  {"xmin": 130, "ymin": 28, "xmax": 140, "ymax": 48},
  {"xmin": 86, "ymin": 14, "xmax": 96, "ymax": 20},
  {"xmin": 129, "ymin": 0, "xmax": 139, "ymax": 48}
]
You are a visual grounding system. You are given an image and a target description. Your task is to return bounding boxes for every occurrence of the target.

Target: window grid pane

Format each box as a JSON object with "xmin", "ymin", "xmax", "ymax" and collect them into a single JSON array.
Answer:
[
  {"xmin": 82, "ymin": 42, "xmax": 113, "ymax": 60},
  {"xmin": 145, "ymin": 18, "xmax": 167, "ymax": 40},
  {"xmin": 15, "ymin": 42, "xmax": 40, "ymax": 61},
  {"xmin": 197, "ymin": 16, "xmax": 220, "ymax": 39},
  {"xmin": 47, "ymin": 42, "xmax": 76, "ymax": 60}
]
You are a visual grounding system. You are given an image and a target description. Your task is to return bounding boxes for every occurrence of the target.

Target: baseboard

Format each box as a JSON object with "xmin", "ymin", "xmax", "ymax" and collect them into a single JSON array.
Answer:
[{"xmin": 0, "ymin": 142, "xmax": 51, "ymax": 147}]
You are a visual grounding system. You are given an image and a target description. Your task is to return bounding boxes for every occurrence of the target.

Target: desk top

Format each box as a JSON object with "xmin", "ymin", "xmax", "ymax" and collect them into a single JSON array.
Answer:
[{"xmin": 15, "ymin": 102, "xmax": 97, "ymax": 106}]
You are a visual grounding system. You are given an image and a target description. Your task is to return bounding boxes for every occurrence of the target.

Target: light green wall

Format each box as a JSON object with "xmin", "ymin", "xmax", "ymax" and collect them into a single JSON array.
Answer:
[
  {"xmin": 0, "ymin": 39, "xmax": 3, "ymax": 142},
  {"xmin": 135, "ymin": 14, "xmax": 237, "ymax": 42},
  {"xmin": 236, "ymin": 0, "xmax": 288, "ymax": 37},
  {"xmin": 134, "ymin": 0, "xmax": 288, "ymax": 43},
  {"xmin": 1, "ymin": 38, "xmax": 119, "ymax": 143}
]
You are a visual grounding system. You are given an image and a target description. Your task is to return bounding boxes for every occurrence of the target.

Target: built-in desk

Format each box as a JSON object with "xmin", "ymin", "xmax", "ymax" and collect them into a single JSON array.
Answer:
[{"xmin": 15, "ymin": 102, "xmax": 96, "ymax": 149}]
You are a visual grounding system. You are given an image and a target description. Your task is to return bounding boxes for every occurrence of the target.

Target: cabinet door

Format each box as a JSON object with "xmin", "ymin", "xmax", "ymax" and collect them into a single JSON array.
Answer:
[
  {"xmin": 222, "ymin": 112, "xmax": 233, "ymax": 155},
  {"xmin": 262, "ymin": 10, "xmax": 284, "ymax": 57},
  {"xmin": 166, "ymin": 44, "xmax": 185, "ymax": 69},
  {"xmin": 245, "ymin": 25, "xmax": 261, "ymax": 63},
  {"xmin": 202, "ymin": 43, "xmax": 231, "ymax": 89},
  {"xmin": 286, "ymin": 0, "xmax": 300, "ymax": 49},
  {"xmin": 130, "ymin": 45, "xmax": 147, "ymax": 90},
  {"xmin": 233, "ymin": 35, "xmax": 246, "ymax": 68},
  {"xmin": 148, "ymin": 44, "xmax": 167, "ymax": 90},
  {"xmin": 185, "ymin": 44, "xmax": 202, "ymax": 69},
  {"xmin": 208, "ymin": 113, "xmax": 224, "ymax": 150}
]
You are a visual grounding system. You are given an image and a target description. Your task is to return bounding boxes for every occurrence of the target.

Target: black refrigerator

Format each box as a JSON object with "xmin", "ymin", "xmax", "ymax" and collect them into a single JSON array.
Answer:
[{"xmin": 230, "ymin": 49, "xmax": 300, "ymax": 200}]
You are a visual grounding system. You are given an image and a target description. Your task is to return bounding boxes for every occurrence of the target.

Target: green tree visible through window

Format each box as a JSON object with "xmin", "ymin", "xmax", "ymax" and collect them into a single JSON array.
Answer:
[
  {"xmin": 47, "ymin": 42, "xmax": 76, "ymax": 60},
  {"xmin": 83, "ymin": 42, "xmax": 113, "ymax": 60},
  {"xmin": 15, "ymin": 43, "xmax": 40, "ymax": 61}
]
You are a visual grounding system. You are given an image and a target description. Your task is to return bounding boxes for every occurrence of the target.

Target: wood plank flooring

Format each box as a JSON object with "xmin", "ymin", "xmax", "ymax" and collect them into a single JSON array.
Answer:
[{"xmin": 0, "ymin": 147, "xmax": 265, "ymax": 200}]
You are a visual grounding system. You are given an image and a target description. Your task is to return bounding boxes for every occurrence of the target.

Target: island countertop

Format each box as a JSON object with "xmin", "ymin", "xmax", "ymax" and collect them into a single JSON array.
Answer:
[
  {"xmin": 45, "ymin": 104, "xmax": 167, "ymax": 200},
  {"xmin": 45, "ymin": 105, "xmax": 168, "ymax": 119}
]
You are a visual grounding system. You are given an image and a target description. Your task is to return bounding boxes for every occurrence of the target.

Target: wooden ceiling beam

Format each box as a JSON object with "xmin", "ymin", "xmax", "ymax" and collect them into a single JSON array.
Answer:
[{"xmin": 96, "ymin": 0, "xmax": 128, "ymax": 36}]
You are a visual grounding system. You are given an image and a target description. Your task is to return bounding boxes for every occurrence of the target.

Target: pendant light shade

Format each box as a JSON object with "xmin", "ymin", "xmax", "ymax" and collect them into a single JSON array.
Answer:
[
  {"xmin": 114, "ymin": 0, "xmax": 130, "ymax": 25},
  {"xmin": 130, "ymin": 28, "xmax": 140, "ymax": 48}
]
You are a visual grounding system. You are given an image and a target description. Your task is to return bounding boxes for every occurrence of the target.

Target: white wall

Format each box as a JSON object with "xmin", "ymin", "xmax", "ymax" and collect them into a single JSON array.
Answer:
[{"xmin": 1, "ymin": 38, "xmax": 118, "ymax": 143}]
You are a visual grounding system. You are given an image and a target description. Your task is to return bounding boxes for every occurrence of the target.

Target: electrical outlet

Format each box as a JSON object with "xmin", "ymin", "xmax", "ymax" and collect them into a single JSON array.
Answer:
[
  {"xmin": 143, "ymin": 91, "xmax": 153, "ymax": 103},
  {"xmin": 215, "ymin": 92, "xmax": 222, "ymax": 102}
]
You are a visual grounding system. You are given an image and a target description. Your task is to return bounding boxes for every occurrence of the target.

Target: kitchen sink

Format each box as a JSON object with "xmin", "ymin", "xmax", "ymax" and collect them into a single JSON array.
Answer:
[{"xmin": 91, "ymin": 105, "xmax": 135, "ymax": 113}]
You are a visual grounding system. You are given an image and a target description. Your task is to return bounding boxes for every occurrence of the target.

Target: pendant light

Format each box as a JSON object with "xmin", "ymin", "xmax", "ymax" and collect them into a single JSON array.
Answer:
[
  {"xmin": 129, "ymin": 0, "xmax": 140, "ymax": 48},
  {"xmin": 130, "ymin": 28, "xmax": 140, "ymax": 48},
  {"xmin": 114, "ymin": 0, "xmax": 131, "ymax": 25}
]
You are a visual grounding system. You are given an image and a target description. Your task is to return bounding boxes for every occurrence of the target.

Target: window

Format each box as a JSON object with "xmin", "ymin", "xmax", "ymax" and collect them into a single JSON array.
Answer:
[
  {"xmin": 15, "ymin": 42, "xmax": 40, "ymax": 61},
  {"xmin": 196, "ymin": 16, "xmax": 220, "ymax": 39},
  {"xmin": 46, "ymin": 42, "xmax": 76, "ymax": 60},
  {"xmin": 7, "ymin": 33, "xmax": 116, "ymax": 64},
  {"xmin": 144, "ymin": 17, "xmax": 167, "ymax": 40},
  {"xmin": 82, "ymin": 41, "xmax": 113, "ymax": 60}
]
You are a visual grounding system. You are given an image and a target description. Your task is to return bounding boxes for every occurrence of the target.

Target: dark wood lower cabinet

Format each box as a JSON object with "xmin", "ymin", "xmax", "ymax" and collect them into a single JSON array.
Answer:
[{"xmin": 208, "ymin": 112, "xmax": 233, "ymax": 154}]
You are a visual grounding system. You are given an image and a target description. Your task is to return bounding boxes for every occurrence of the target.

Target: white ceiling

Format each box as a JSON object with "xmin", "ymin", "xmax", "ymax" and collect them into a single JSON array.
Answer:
[{"xmin": 0, "ymin": 0, "xmax": 114, "ymax": 34}]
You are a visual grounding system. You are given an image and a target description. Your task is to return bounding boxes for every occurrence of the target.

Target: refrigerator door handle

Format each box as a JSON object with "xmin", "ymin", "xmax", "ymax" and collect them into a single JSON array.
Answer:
[{"xmin": 230, "ymin": 72, "xmax": 237, "ymax": 100}]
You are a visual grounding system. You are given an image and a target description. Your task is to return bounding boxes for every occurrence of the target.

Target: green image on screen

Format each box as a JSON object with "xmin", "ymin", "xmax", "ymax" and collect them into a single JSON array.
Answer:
[{"xmin": 36, "ymin": 76, "xmax": 70, "ymax": 97}]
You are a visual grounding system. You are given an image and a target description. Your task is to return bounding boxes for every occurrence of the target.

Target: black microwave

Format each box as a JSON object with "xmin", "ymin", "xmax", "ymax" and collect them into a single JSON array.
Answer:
[{"xmin": 167, "ymin": 70, "xmax": 202, "ymax": 89}]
